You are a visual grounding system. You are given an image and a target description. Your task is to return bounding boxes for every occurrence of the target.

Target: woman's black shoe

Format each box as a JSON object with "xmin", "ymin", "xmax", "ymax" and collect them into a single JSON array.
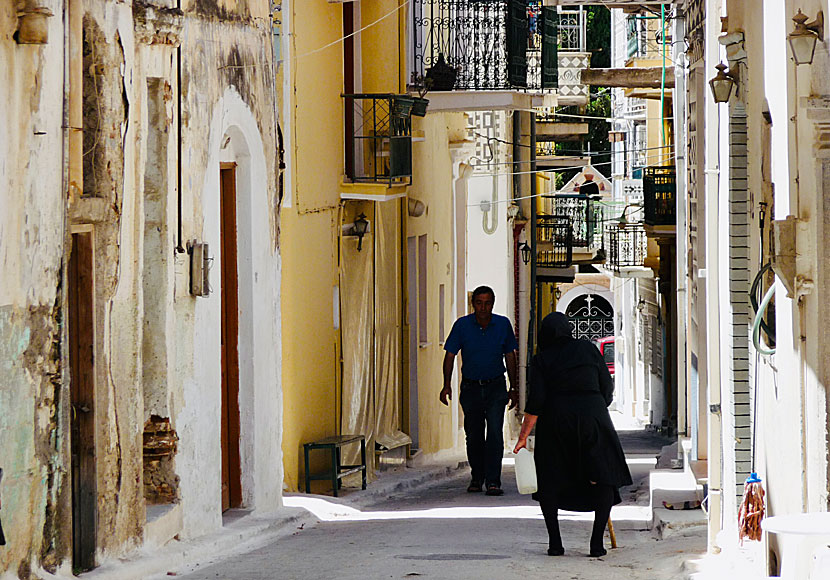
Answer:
[
  {"xmin": 588, "ymin": 547, "xmax": 607, "ymax": 557},
  {"xmin": 547, "ymin": 547, "xmax": 565, "ymax": 556}
]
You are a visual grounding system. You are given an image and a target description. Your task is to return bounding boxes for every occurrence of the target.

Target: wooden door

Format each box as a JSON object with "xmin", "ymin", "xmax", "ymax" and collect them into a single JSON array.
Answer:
[
  {"xmin": 220, "ymin": 164, "xmax": 242, "ymax": 511},
  {"xmin": 69, "ymin": 232, "xmax": 97, "ymax": 571}
]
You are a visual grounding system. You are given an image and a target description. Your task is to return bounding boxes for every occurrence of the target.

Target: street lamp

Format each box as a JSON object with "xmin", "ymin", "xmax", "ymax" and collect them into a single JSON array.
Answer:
[
  {"xmin": 353, "ymin": 213, "xmax": 369, "ymax": 251},
  {"xmin": 709, "ymin": 63, "xmax": 736, "ymax": 103},
  {"xmin": 788, "ymin": 9, "xmax": 824, "ymax": 65},
  {"xmin": 518, "ymin": 241, "xmax": 532, "ymax": 265}
]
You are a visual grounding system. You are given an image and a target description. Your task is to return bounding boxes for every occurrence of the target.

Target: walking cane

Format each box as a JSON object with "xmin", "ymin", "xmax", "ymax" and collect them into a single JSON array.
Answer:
[{"xmin": 607, "ymin": 518, "xmax": 617, "ymax": 549}]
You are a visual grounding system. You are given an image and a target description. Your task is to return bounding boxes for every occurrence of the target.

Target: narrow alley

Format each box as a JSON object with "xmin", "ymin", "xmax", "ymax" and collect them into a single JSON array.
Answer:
[{"xmin": 152, "ymin": 428, "xmax": 706, "ymax": 580}]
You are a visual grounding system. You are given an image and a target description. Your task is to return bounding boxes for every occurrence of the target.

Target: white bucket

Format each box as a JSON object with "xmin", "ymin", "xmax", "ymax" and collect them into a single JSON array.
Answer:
[{"xmin": 515, "ymin": 448, "xmax": 538, "ymax": 494}]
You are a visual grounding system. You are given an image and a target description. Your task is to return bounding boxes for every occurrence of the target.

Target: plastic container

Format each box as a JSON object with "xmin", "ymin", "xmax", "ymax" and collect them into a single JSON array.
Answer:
[{"xmin": 515, "ymin": 448, "xmax": 538, "ymax": 494}]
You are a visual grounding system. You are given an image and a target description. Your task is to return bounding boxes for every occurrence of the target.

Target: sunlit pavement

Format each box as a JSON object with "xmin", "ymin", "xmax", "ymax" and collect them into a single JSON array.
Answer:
[{"xmin": 165, "ymin": 428, "xmax": 706, "ymax": 580}]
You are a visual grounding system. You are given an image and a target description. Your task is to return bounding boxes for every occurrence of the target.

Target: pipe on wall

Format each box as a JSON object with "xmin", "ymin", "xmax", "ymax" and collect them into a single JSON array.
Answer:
[{"xmin": 68, "ymin": 0, "xmax": 82, "ymax": 200}]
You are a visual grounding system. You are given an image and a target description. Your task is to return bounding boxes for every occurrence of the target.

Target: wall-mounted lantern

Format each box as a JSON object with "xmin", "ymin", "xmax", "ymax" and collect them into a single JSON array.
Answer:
[
  {"xmin": 788, "ymin": 9, "xmax": 824, "ymax": 65},
  {"xmin": 16, "ymin": 4, "xmax": 53, "ymax": 45},
  {"xmin": 353, "ymin": 213, "xmax": 369, "ymax": 251},
  {"xmin": 518, "ymin": 241, "xmax": 531, "ymax": 265},
  {"xmin": 709, "ymin": 63, "xmax": 737, "ymax": 103}
]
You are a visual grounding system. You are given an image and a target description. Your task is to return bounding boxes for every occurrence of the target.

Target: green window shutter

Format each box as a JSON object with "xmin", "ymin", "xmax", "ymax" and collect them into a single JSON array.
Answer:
[
  {"xmin": 541, "ymin": 6, "xmax": 558, "ymax": 89},
  {"xmin": 506, "ymin": 0, "xmax": 527, "ymax": 87}
]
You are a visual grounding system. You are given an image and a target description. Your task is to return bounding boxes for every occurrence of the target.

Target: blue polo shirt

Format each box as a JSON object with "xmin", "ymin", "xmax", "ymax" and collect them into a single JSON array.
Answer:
[{"xmin": 444, "ymin": 313, "xmax": 519, "ymax": 381}]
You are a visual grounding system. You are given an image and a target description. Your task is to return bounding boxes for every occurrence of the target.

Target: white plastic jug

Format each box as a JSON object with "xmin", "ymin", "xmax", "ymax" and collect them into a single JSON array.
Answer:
[{"xmin": 515, "ymin": 447, "xmax": 538, "ymax": 494}]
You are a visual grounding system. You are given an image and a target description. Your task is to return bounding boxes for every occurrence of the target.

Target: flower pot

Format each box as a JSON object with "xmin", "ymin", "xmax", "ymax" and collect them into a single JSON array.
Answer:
[
  {"xmin": 425, "ymin": 54, "xmax": 457, "ymax": 91},
  {"xmin": 391, "ymin": 95, "xmax": 415, "ymax": 118},
  {"xmin": 16, "ymin": 7, "xmax": 53, "ymax": 45},
  {"xmin": 411, "ymin": 97, "xmax": 429, "ymax": 117}
]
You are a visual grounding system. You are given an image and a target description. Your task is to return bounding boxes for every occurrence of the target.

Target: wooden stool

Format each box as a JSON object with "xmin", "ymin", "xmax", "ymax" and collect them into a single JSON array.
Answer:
[{"xmin": 303, "ymin": 435, "xmax": 367, "ymax": 497}]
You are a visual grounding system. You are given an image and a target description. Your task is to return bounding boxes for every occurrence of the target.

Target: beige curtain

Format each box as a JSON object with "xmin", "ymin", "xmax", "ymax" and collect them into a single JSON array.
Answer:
[
  {"xmin": 339, "ymin": 201, "xmax": 410, "ymax": 479},
  {"xmin": 374, "ymin": 201, "xmax": 410, "ymax": 451},
  {"xmin": 340, "ymin": 224, "xmax": 375, "ymax": 470}
]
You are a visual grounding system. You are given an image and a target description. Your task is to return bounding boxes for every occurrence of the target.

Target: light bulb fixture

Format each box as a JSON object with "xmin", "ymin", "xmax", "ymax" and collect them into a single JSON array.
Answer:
[
  {"xmin": 353, "ymin": 213, "xmax": 369, "ymax": 251},
  {"xmin": 788, "ymin": 9, "xmax": 824, "ymax": 65},
  {"xmin": 709, "ymin": 63, "xmax": 736, "ymax": 103},
  {"xmin": 518, "ymin": 241, "xmax": 531, "ymax": 265}
]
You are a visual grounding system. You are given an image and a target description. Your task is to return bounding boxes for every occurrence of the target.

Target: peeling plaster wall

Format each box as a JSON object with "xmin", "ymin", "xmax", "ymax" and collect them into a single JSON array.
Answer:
[
  {"xmin": 0, "ymin": 0, "xmax": 72, "ymax": 576},
  {"xmin": 2, "ymin": 0, "xmax": 282, "ymax": 575}
]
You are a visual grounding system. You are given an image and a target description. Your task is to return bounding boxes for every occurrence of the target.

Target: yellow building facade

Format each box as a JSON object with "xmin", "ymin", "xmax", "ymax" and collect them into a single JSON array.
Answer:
[{"xmin": 281, "ymin": 0, "xmax": 466, "ymax": 491}]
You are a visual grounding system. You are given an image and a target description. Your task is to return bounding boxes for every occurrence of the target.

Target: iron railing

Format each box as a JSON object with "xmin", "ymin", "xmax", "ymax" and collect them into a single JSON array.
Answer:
[
  {"xmin": 413, "ymin": 0, "xmax": 559, "ymax": 91},
  {"xmin": 540, "ymin": 194, "xmax": 605, "ymax": 250},
  {"xmin": 343, "ymin": 94, "xmax": 412, "ymax": 185},
  {"xmin": 535, "ymin": 214, "xmax": 572, "ymax": 267},
  {"xmin": 643, "ymin": 166, "xmax": 676, "ymax": 226},
  {"xmin": 605, "ymin": 222, "xmax": 648, "ymax": 272}
]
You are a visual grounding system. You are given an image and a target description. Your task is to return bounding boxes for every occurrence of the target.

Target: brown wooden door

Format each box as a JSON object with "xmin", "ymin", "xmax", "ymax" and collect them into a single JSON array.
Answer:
[
  {"xmin": 220, "ymin": 164, "xmax": 242, "ymax": 511},
  {"xmin": 69, "ymin": 232, "xmax": 97, "ymax": 571}
]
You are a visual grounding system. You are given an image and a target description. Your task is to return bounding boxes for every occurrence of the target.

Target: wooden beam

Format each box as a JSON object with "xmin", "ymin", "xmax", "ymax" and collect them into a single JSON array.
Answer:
[
  {"xmin": 580, "ymin": 67, "xmax": 675, "ymax": 89},
  {"xmin": 530, "ymin": 122, "xmax": 589, "ymax": 141},
  {"xmin": 536, "ymin": 155, "xmax": 591, "ymax": 169}
]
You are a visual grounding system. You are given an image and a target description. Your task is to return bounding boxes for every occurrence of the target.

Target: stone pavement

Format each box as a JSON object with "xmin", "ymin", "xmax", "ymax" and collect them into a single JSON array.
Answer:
[{"xmin": 75, "ymin": 425, "xmax": 710, "ymax": 580}]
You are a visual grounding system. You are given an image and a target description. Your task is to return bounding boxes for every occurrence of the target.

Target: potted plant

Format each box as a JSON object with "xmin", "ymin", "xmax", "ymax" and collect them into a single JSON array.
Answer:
[
  {"xmin": 425, "ymin": 54, "xmax": 458, "ymax": 91},
  {"xmin": 411, "ymin": 74, "xmax": 431, "ymax": 117},
  {"xmin": 391, "ymin": 94, "xmax": 415, "ymax": 118}
]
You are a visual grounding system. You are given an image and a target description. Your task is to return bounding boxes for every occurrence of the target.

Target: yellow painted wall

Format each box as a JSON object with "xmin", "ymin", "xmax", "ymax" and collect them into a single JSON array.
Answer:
[
  {"xmin": 280, "ymin": 0, "xmax": 344, "ymax": 491},
  {"xmin": 361, "ymin": 0, "xmax": 404, "ymax": 93},
  {"xmin": 406, "ymin": 112, "xmax": 468, "ymax": 454}
]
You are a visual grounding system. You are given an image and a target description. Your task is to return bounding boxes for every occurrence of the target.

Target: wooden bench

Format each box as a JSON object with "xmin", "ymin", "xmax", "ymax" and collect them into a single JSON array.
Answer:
[{"xmin": 303, "ymin": 435, "xmax": 367, "ymax": 497}]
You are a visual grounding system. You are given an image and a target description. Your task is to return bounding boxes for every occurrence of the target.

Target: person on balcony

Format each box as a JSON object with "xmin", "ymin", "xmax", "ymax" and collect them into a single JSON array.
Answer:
[
  {"xmin": 576, "ymin": 171, "xmax": 600, "ymax": 197},
  {"xmin": 440, "ymin": 286, "xmax": 519, "ymax": 496},
  {"xmin": 513, "ymin": 312, "xmax": 631, "ymax": 557}
]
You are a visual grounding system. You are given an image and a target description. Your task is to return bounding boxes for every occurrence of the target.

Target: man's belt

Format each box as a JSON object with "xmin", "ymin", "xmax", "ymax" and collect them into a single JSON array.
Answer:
[{"xmin": 462, "ymin": 376, "xmax": 504, "ymax": 386}]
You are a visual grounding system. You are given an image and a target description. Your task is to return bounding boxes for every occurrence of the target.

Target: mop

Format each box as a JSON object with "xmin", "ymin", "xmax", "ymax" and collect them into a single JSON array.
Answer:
[{"xmin": 737, "ymin": 349, "xmax": 765, "ymax": 543}]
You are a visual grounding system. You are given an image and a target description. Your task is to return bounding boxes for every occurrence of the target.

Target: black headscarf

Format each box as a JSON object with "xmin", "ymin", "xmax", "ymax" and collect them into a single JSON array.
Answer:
[{"xmin": 538, "ymin": 312, "xmax": 573, "ymax": 351}]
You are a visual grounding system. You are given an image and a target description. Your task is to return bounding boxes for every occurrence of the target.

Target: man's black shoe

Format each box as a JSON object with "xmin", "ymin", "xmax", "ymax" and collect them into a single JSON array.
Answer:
[
  {"xmin": 485, "ymin": 484, "xmax": 504, "ymax": 496},
  {"xmin": 467, "ymin": 481, "xmax": 483, "ymax": 493}
]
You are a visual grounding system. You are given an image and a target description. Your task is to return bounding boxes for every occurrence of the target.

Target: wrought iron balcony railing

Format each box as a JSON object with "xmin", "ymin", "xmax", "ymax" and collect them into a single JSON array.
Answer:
[
  {"xmin": 540, "ymin": 194, "xmax": 605, "ymax": 250},
  {"xmin": 413, "ymin": 0, "xmax": 559, "ymax": 91},
  {"xmin": 536, "ymin": 214, "xmax": 573, "ymax": 268},
  {"xmin": 343, "ymin": 94, "xmax": 412, "ymax": 186},
  {"xmin": 605, "ymin": 222, "xmax": 648, "ymax": 272},
  {"xmin": 643, "ymin": 166, "xmax": 676, "ymax": 226}
]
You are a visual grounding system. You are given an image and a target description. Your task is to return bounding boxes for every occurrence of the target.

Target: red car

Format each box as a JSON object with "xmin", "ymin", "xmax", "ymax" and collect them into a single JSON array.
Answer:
[{"xmin": 595, "ymin": 336, "xmax": 615, "ymax": 377}]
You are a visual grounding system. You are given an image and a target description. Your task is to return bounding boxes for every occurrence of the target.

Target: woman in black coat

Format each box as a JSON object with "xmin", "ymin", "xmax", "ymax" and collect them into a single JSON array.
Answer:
[{"xmin": 513, "ymin": 312, "xmax": 632, "ymax": 557}]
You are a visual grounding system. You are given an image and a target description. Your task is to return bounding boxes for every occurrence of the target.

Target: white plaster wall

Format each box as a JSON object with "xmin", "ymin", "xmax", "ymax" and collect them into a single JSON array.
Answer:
[
  {"xmin": 466, "ymin": 166, "xmax": 512, "ymax": 318},
  {"xmin": 179, "ymin": 88, "xmax": 282, "ymax": 538},
  {"xmin": 556, "ymin": 284, "xmax": 614, "ymax": 317}
]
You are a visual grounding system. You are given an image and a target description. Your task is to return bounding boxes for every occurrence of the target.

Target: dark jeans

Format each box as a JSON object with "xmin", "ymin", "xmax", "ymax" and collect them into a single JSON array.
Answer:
[{"xmin": 459, "ymin": 378, "xmax": 508, "ymax": 487}]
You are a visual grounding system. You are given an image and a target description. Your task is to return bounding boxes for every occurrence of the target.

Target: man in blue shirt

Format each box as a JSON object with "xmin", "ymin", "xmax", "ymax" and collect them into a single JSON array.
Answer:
[{"xmin": 440, "ymin": 286, "xmax": 519, "ymax": 495}]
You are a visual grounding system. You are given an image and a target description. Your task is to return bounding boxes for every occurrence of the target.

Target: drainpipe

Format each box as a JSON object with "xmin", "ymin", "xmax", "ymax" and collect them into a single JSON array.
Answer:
[
  {"xmin": 67, "ymin": 0, "xmax": 82, "ymax": 201},
  {"xmin": 528, "ymin": 112, "xmax": 537, "ymax": 370},
  {"xmin": 175, "ymin": 0, "xmax": 184, "ymax": 253},
  {"xmin": 672, "ymin": 13, "xmax": 689, "ymax": 445}
]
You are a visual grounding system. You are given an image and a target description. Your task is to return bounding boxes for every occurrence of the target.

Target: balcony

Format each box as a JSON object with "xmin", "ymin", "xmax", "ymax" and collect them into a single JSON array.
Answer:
[
  {"xmin": 536, "ymin": 215, "xmax": 573, "ymax": 268},
  {"xmin": 643, "ymin": 166, "xmax": 676, "ymax": 234},
  {"xmin": 343, "ymin": 94, "xmax": 412, "ymax": 187},
  {"xmin": 534, "ymin": 194, "xmax": 606, "ymax": 271},
  {"xmin": 604, "ymin": 222, "xmax": 651, "ymax": 277},
  {"xmin": 412, "ymin": 0, "xmax": 565, "ymax": 111},
  {"xmin": 541, "ymin": 194, "xmax": 605, "ymax": 251}
]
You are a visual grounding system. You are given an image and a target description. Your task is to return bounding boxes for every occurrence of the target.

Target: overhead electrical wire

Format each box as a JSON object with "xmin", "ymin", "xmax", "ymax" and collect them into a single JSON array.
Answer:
[{"xmin": 464, "ymin": 152, "xmax": 677, "ymax": 207}]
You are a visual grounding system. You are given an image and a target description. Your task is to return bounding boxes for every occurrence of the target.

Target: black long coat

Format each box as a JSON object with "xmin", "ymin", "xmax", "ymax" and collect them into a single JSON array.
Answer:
[{"xmin": 525, "ymin": 314, "xmax": 632, "ymax": 511}]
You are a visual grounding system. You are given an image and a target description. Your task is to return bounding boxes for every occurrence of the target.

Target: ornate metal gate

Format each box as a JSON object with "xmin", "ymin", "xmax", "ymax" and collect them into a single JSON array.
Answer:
[{"xmin": 564, "ymin": 293, "xmax": 614, "ymax": 342}]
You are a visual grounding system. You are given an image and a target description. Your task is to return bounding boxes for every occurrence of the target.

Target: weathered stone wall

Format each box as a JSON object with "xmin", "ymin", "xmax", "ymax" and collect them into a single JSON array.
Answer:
[
  {"xmin": 1, "ymin": 0, "xmax": 282, "ymax": 576},
  {"xmin": 0, "ymin": 0, "xmax": 72, "ymax": 576}
]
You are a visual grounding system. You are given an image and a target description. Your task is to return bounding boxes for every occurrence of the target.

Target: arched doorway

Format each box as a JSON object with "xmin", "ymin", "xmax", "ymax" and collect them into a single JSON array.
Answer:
[{"xmin": 564, "ymin": 293, "xmax": 614, "ymax": 341}]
